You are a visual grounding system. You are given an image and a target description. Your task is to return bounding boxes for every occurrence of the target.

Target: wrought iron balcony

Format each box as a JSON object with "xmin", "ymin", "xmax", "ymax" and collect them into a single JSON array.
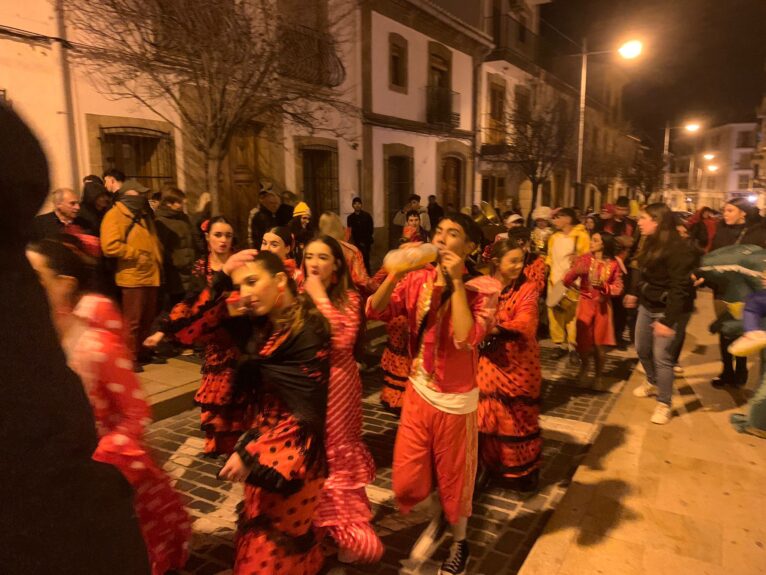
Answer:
[
  {"xmin": 278, "ymin": 24, "xmax": 346, "ymax": 88},
  {"xmin": 426, "ymin": 85, "xmax": 460, "ymax": 128}
]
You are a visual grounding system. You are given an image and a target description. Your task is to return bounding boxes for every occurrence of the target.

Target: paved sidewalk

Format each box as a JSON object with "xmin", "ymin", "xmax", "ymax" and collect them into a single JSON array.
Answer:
[
  {"xmin": 519, "ymin": 290, "xmax": 766, "ymax": 575},
  {"xmin": 144, "ymin": 332, "xmax": 637, "ymax": 574}
]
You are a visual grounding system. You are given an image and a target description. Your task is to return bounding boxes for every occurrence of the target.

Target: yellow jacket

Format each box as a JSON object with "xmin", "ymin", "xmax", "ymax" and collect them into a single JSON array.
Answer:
[
  {"xmin": 545, "ymin": 224, "xmax": 591, "ymax": 300},
  {"xmin": 100, "ymin": 202, "xmax": 163, "ymax": 287}
]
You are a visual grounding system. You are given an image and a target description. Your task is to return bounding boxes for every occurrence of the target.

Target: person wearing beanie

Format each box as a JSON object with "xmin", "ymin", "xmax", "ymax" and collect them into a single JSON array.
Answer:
[
  {"xmin": 531, "ymin": 206, "xmax": 553, "ymax": 256},
  {"xmin": 0, "ymin": 105, "xmax": 150, "ymax": 574},
  {"xmin": 288, "ymin": 201, "xmax": 314, "ymax": 265}
]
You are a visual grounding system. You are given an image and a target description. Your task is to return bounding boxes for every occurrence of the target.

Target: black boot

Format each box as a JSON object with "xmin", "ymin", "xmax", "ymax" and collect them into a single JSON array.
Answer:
[
  {"xmin": 734, "ymin": 357, "xmax": 748, "ymax": 387},
  {"xmin": 713, "ymin": 335, "xmax": 735, "ymax": 388}
]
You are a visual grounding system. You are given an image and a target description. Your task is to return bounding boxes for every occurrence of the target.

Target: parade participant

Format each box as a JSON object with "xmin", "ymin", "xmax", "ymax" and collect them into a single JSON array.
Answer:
[
  {"xmin": 144, "ymin": 216, "xmax": 246, "ymax": 457},
  {"xmin": 301, "ymin": 235, "xmax": 384, "ymax": 563},
  {"xmin": 319, "ymin": 211, "xmax": 378, "ymax": 297},
  {"xmin": 564, "ymin": 232, "xmax": 623, "ymax": 385},
  {"xmin": 2, "ymin": 105, "xmax": 150, "ymax": 575},
  {"xmin": 477, "ymin": 235, "xmax": 543, "ymax": 492},
  {"xmin": 546, "ymin": 208, "xmax": 590, "ymax": 361},
  {"xmin": 216, "ymin": 250, "xmax": 331, "ymax": 575},
  {"xmin": 626, "ymin": 203, "xmax": 698, "ymax": 425},
  {"xmin": 530, "ymin": 206, "xmax": 553, "ymax": 255},
  {"xmin": 367, "ymin": 213, "xmax": 498, "ymax": 575},
  {"xmin": 261, "ymin": 225, "xmax": 305, "ymax": 284},
  {"xmin": 27, "ymin": 236, "xmax": 191, "ymax": 575}
]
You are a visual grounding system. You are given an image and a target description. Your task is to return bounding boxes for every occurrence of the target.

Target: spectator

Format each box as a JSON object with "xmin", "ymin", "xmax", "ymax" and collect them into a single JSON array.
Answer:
[
  {"xmin": 102, "ymin": 168, "xmax": 125, "ymax": 195},
  {"xmin": 276, "ymin": 190, "xmax": 296, "ymax": 226},
  {"xmin": 100, "ymin": 179, "xmax": 163, "ymax": 371},
  {"xmin": 347, "ymin": 196, "xmax": 374, "ymax": 272},
  {"xmin": 32, "ymin": 187, "xmax": 92, "ymax": 241},
  {"xmin": 288, "ymin": 201, "xmax": 313, "ymax": 265},
  {"xmin": 79, "ymin": 176, "xmax": 111, "ymax": 235},
  {"xmin": 248, "ymin": 190, "xmax": 279, "ymax": 249},
  {"xmin": 427, "ymin": 194, "xmax": 445, "ymax": 227},
  {"xmin": 155, "ymin": 187, "xmax": 198, "ymax": 310},
  {"xmin": 393, "ymin": 194, "xmax": 431, "ymax": 232},
  {"xmin": 687, "ymin": 206, "xmax": 717, "ymax": 253},
  {"xmin": 530, "ymin": 206, "xmax": 553, "ymax": 255},
  {"xmin": 401, "ymin": 209, "xmax": 428, "ymax": 243}
]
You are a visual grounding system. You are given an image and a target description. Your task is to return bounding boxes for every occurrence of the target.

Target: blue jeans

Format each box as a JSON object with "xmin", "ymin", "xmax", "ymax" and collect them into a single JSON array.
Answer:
[{"xmin": 635, "ymin": 305, "xmax": 691, "ymax": 406}]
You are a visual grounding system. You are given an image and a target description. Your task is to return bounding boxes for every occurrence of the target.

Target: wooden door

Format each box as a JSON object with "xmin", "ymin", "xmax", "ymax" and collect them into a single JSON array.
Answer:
[
  {"xmin": 441, "ymin": 156, "xmax": 462, "ymax": 211},
  {"xmin": 221, "ymin": 127, "xmax": 260, "ymax": 242}
]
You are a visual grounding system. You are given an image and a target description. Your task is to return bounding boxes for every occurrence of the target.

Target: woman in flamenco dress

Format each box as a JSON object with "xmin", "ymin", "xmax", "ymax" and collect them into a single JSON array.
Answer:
[{"xmin": 27, "ymin": 235, "xmax": 191, "ymax": 574}]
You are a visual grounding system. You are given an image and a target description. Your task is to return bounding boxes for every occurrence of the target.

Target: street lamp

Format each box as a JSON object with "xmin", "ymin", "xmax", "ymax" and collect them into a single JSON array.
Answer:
[
  {"xmin": 707, "ymin": 164, "xmax": 719, "ymax": 172},
  {"xmin": 576, "ymin": 39, "xmax": 643, "ymax": 196},
  {"xmin": 703, "ymin": 153, "xmax": 715, "ymax": 161},
  {"xmin": 662, "ymin": 121, "xmax": 703, "ymax": 189}
]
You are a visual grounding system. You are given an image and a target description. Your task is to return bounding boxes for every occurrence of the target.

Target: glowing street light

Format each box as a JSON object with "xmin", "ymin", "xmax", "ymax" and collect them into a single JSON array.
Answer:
[
  {"xmin": 707, "ymin": 164, "xmax": 719, "ymax": 172},
  {"xmin": 576, "ymin": 38, "xmax": 643, "ymax": 193},
  {"xmin": 663, "ymin": 120, "xmax": 704, "ymax": 189},
  {"xmin": 703, "ymin": 153, "xmax": 715, "ymax": 160},
  {"xmin": 618, "ymin": 40, "xmax": 643, "ymax": 60},
  {"xmin": 685, "ymin": 123, "xmax": 701, "ymax": 133}
]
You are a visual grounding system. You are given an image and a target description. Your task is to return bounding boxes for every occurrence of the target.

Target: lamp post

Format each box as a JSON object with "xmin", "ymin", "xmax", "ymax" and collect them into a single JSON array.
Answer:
[
  {"xmin": 662, "ymin": 122, "xmax": 700, "ymax": 189},
  {"xmin": 575, "ymin": 39, "xmax": 642, "ymax": 204}
]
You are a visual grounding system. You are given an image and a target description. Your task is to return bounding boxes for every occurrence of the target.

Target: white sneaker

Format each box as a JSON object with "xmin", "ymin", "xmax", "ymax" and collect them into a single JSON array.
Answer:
[
  {"xmin": 650, "ymin": 403, "xmax": 672, "ymax": 425},
  {"xmin": 633, "ymin": 380, "xmax": 657, "ymax": 398},
  {"xmin": 673, "ymin": 365, "xmax": 684, "ymax": 376}
]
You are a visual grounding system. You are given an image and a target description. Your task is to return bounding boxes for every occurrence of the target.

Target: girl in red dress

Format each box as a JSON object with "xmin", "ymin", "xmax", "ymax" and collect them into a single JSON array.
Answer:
[
  {"xmin": 564, "ymin": 232, "xmax": 624, "ymax": 385},
  {"xmin": 145, "ymin": 216, "xmax": 247, "ymax": 456},
  {"xmin": 216, "ymin": 250, "xmax": 332, "ymax": 575},
  {"xmin": 302, "ymin": 236, "xmax": 384, "ymax": 564},
  {"xmin": 27, "ymin": 237, "xmax": 191, "ymax": 575},
  {"xmin": 477, "ymin": 236, "xmax": 544, "ymax": 491}
]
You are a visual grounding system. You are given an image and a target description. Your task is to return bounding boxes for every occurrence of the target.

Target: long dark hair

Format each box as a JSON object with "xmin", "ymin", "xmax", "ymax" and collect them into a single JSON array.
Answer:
[
  {"xmin": 490, "ymin": 236, "xmax": 529, "ymax": 289},
  {"xmin": 249, "ymin": 250, "xmax": 327, "ymax": 341},
  {"xmin": 639, "ymin": 203, "xmax": 680, "ymax": 267},
  {"xmin": 303, "ymin": 235, "xmax": 366, "ymax": 359},
  {"xmin": 202, "ymin": 215, "xmax": 236, "ymax": 278},
  {"xmin": 594, "ymin": 231, "xmax": 617, "ymax": 260},
  {"xmin": 264, "ymin": 226, "xmax": 294, "ymax": 257}
]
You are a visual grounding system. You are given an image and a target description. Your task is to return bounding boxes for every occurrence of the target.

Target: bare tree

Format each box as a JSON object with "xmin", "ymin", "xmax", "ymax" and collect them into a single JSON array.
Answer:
[
  {"xmin": 63, "ymin": 0, "xmax": 356, "ymax": 213},
  {"xmin": 484, "ymin": 78, "xmax": 576, "ymax": 221}
]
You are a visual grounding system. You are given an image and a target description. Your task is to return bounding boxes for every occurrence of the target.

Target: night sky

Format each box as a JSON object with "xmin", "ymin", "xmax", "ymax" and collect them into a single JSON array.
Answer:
[{"xmin": 540, "ymin": 0, "xmax": 766, "ymax": 148}]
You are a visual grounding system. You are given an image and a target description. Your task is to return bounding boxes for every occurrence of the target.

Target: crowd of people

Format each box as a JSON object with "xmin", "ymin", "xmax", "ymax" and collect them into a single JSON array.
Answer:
[{"xmin": 11, "ymin": 98, "xmax": 766, "ymax": 574}]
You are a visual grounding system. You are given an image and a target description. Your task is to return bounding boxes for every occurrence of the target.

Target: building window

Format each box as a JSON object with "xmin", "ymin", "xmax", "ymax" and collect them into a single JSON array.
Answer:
[
  {"xmin": 517, "ymin": 15, "xmax": 527, "ymax": 44},
  {"xmin": 739, "ymin": 174, "xmax": 751, "ymax": 189},
  {"xmin": 389, "ymin": 33, "xmax": 408, "ymax": 93},
  {"xmin": 489, "ymin": 83, "xmax": 505, "ymax": 121},
  {"xmin": 513, "ymin": 84, "xmax": 530, "ymax": 119},
  {"xmin": 100, "ymin": 127, "xmax": 176, "ymax": 187},
  {"xmin": 737, "ymin": 152, "xmax": 753, "ymax": 169},
  {"xmin": 427, "ymin": 42, "xmax": 455, "ymax": 126},
  {"xmin": 737, "ymin": 130, "xmax": 755, "ymax": 148}
]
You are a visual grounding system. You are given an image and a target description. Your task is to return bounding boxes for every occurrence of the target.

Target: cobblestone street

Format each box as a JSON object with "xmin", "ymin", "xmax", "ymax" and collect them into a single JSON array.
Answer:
[{"xmin": 145, "ymin": 337, "xmax": 636, "ymax": 575}]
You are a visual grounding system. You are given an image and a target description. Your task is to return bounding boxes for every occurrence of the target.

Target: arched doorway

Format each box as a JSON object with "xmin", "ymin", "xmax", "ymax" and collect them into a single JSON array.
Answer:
[{"xmin": 441, "ymin": 156, "xmax": 463, "ymax": 211}]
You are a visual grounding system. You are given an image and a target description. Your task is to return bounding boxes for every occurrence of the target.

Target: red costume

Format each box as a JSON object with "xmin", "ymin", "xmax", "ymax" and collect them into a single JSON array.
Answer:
[
  {"xmin": 367, "ymin": 268, "xmax": 498, "ymax": 524},
  {"xmin": 340, "ymin": 240, "xmax": 378, "ymax": 297},
  {"xmin": 161, "ymin": 256, "xmax": 246, "ymax": 456},
  {"xmin": 477, "ymin": 276, "xmax": 542, "ymax": 479},
  {"xmin": 564, "ymin": 254, "xmax": 623, "ymax": 353},
  {"xmin": 312, "ymin": 291, "xmax": 384, "ymax": 563},
  {"xmin": 66, "ymin": 295, "xmax": 191, "ymax": 575}
]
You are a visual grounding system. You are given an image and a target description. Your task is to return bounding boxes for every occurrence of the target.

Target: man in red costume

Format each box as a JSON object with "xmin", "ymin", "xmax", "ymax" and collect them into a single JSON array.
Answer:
[{"xmin": 367, "ymin": 213, "xmax": 498, "ymax": 575}]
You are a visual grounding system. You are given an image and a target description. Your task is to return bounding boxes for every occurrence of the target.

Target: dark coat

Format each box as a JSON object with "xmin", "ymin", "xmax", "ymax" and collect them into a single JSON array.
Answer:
[
  {"xmin": 347, "ymin": 210, "xmax": 374, "ymax": 247},
  {"xmin": 31, "ymin": 211, "xmax": 93, "ymax": 242},
  {"xmin": 711, "ymin": 221, "xmax": 766, "ymax": 251},
  {"xmin": 155, "ymin": 205, "xmax": 198, "ymax": 295},
  {"xmin": 275, "ymin": 203, "xmax": 294, "ymax": 227},
  {"xmin": 78, "ymin": 181, "xmax": 109, "ymax": 235},
  {"xmin": 628, "ymin": 237, "xmax": 699, "ymax": 328}
]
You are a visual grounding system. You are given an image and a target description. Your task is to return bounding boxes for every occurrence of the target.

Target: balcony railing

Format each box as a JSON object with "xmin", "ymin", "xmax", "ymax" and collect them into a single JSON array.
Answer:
[
  {"xmin": 427, "ymin": 86, "xmax": 460, "ymax": 128},
  {"xmin": 278, "ymin": 24, "xmax": 346, "ymax": 88},
  {"xmin": 481, "ymin": 114, "xmax": 509, "ymax": 155}
]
